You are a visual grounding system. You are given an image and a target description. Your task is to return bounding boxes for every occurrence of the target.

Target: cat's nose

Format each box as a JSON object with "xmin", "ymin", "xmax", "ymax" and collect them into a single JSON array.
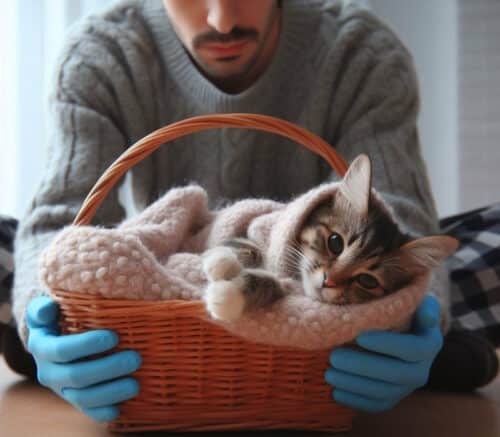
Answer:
[{"xmin": 323, "ymin": 274, "xmax": 337, "ymax": 288}]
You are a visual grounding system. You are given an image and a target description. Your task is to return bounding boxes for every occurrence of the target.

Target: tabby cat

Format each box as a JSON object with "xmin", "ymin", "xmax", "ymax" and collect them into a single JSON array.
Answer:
[{"xmin": 202, "ymin": 154, "xmax": 458, "ymax": 321}]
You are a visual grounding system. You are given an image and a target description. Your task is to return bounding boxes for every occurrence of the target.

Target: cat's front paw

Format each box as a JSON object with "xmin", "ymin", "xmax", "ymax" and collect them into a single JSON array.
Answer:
[
  {"xmin": 202, "ymin": 247, "xmax": 242, "ymax": 281},
  {"xmin": 204, "ymin": 276, "xmax": 246, "ymax": 321}
]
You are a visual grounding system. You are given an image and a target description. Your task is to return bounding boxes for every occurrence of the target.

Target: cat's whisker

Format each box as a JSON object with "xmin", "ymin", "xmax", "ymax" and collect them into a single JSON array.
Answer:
[
  {"xmin": 282, "ymin": 255, "xmax": 303, "ymax": 271},
  {"xmin": 283, "ymin": 252, "xmax": 303, "ymax": 269},
  {"xmin": 289, "ymin": 239, "xmax": 304, "ymax": 254},
  {"xmin": 282, "ymin": 249, "xmax": 301, "ymax": 264},
  {"xmin": 296, "ymin": 250, "xmax": 315, "ymax": 273},
  {"xmin": 282, "ymin": 249, "xmax": 299, "ymax": 263},
  {"xmin": 282, "ymin": 261, "xmax": 301, "ymax": 275},
  {"xmin": 283, "ymin": 244, "xmax": 303, "ymax": 261},
  {"xmin": 282, "ymin": 246, "xmax": 304, "ymax": 273},
  {"xmin": 285, "ymin": 245, "xmax": 305, "ymax": 263}
]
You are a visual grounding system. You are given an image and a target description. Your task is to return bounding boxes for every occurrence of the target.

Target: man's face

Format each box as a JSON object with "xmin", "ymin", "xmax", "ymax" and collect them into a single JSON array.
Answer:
[{"xmin": 163, "ymin": 0, "xmax": 280, "ymax": 86}]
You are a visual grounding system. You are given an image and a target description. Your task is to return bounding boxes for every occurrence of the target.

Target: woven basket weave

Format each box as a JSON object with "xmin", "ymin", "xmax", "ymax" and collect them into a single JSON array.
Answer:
[{"xmin": 49, "ymin": 114, "xmax": 356, "ymax": 433}]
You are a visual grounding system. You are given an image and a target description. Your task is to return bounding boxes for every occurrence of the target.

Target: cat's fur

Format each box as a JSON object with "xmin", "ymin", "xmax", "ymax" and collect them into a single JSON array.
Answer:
[{"xmin": 202, "ymin": 154, "xmax": 458, "ymax": 321}]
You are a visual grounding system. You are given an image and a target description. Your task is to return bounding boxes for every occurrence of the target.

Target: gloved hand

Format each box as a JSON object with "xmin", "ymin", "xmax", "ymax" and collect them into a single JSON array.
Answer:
[
  {"xmin": 324, "ymin": 294, "xmax": 443, "ymax": 413},
  {"xmin": 26, "ymin": 295, "xmax": 142, "ymax": 422}
]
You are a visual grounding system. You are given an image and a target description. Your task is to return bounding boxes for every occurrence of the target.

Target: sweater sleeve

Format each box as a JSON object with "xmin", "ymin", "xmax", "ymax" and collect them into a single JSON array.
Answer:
[
  {"xmin": 323, "ymin": 10, "xmax": 451, "ymax": 332},
  {"xmin": 12, "ymin": 29, "xmax": 131, "ymax": 349},
  {"xmin": 12, "ymin": 106, "xmax": 127, "ymax": 348}
]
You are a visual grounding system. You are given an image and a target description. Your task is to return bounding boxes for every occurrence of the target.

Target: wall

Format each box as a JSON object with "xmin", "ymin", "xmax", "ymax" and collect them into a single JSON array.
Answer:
[
  {"xmin": 457, "ymin": 0, "xmax": 500, "ymax": 212},
  {"xmin": 370, "ymin": 0, "xmax": 459, "ymax": 218}
]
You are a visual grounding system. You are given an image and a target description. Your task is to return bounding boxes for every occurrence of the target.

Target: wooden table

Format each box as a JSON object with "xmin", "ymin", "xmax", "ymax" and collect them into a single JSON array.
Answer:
[{"xmin": 1, "ymin": 353, "xmax": 499, "ymax": 437}]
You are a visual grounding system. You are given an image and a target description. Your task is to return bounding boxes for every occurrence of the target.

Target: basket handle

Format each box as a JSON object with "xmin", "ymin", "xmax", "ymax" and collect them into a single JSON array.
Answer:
[{"xmin": 73, "ymin": 113, "xmax": 349, "ymax": 226}]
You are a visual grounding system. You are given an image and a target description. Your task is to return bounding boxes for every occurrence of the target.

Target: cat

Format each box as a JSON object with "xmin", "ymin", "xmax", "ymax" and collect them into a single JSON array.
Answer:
[{"xmin": 201, "ymin": 154, "xmax": 458, "ymax": 321}]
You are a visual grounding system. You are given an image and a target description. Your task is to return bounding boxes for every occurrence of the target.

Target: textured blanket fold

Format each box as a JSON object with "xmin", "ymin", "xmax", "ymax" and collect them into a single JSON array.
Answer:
[{"xmin": 40, "ymin": 183, "xmax": 430, "ymax": 350}]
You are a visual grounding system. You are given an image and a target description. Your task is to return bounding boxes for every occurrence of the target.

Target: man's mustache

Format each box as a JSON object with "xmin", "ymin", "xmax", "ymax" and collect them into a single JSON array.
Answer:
[{"xmin": 193, "ymin": 27, "xmax": 258, "ymax": 48}]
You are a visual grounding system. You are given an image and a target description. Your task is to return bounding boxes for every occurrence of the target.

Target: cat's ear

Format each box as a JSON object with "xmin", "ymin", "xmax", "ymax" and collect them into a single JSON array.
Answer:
[
  {"xmin": 399, "ymin": 236, "xmax": 459, "ymax": 274},
  {"xmin": 340, "ymin": 154, "xmax": 372, "ymax": 215}
]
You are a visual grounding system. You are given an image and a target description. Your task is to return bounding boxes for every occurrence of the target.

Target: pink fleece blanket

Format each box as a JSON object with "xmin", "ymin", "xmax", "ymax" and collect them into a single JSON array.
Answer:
[{"xmin": 39, "ymin": 183, "xmax": 430, "ymax": 350}]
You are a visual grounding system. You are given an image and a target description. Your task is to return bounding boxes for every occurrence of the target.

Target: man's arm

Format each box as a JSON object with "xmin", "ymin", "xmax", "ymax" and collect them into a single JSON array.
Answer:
[{"xmin": 12, "ymin": 103, "xmax": 127, "ymax": 345}]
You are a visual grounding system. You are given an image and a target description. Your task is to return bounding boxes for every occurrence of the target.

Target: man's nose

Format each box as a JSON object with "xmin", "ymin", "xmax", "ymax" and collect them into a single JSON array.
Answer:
[{"xmin": 207, "ymin": 0, "xmax": 239, "ymax": 34}]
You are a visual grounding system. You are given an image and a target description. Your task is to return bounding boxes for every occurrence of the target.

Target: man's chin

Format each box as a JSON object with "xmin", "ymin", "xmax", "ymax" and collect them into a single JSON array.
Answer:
[
  {"xmin": 203, "ymin": 64, "xmax": 250, "ymax": 81},
  {"xmin": 194, "ymin": 54, "xmax": 257, "ymax": 83}
]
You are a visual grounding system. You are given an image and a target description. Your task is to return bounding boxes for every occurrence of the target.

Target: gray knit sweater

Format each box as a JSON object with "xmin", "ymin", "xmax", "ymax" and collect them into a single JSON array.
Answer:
[{"xmin": 12, "ymin": 0, "xmax": 450, "ymax": 345}]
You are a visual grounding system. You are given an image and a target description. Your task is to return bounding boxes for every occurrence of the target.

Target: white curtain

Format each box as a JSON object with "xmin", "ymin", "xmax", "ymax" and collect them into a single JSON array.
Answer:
[{"xmin": 0, "ymin": 0, "xmax": 114, "ymax": 219}]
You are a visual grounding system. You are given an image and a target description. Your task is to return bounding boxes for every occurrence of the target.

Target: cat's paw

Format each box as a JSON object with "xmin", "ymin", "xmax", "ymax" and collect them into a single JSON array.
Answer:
[
  {"xmin": 204, "ymin": 276, "xmax": 246, "ymax": 321},
  {"xmin": 202, "ymin": 247, "xmax": 242, "ymax": 281}
]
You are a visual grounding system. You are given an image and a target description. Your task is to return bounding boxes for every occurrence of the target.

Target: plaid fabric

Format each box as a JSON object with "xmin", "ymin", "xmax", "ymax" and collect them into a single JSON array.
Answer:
[
  {"xmin": 441, "ymin": 204, "xmax": 500, "ymax": 347},
  {"xmin": 0, "ymin": 215, "xmax": 17, "ymax": 327}
]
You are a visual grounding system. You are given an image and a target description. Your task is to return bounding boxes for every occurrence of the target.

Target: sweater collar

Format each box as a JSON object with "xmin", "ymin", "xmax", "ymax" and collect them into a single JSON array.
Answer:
[{"xmin": 141, "ymin": 0, "xmax": 321, "ymax": 114}]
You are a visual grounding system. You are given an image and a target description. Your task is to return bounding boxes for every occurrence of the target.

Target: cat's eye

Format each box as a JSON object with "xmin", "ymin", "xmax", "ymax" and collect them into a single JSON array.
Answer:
[
  {"xmin": 356, "ymin": 273, "xmax": 379, "ymax": 289},
  {"xmin": 327, "ymin": 233, "xmax": 344, "ymax": 255}
]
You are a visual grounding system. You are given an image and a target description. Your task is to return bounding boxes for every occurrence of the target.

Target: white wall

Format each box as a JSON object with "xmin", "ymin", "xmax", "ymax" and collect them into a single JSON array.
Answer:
[
  {"xmin": 457, "ymin": 0, "xmax": 500, "ymax": 212},
  {"xmin": 370, "ymin": 0, "xmax": 459, "ymax": 218}
]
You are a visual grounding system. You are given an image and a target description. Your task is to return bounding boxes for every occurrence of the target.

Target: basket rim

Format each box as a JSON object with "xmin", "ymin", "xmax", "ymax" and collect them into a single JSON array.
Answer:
[{"xmin": 73, "ymin": 113, "xmax": 348, "ymax": 226}]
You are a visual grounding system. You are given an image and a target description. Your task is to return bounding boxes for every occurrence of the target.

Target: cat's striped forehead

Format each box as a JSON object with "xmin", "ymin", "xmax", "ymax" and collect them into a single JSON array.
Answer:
[{"xmin": 307, "ymin": 192, "xmax": 410, "ymax": 258}]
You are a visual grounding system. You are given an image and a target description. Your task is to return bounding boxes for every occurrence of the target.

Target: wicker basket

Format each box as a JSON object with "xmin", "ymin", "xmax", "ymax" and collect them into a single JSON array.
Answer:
[{"xmin": 50, "ymin": 114, "xmax": 356, "ymax": 433}]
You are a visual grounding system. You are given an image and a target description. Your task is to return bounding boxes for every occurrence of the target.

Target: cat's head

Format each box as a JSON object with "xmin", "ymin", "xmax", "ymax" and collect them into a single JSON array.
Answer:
[{"xmin": 292, "ymin": 154, "xmax": 458, "ymax": 305}]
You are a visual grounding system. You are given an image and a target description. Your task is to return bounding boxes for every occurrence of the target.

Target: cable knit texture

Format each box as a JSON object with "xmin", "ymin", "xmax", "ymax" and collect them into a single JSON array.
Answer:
[
  {"xmin": 38, "ymin": 183, "xmax": 430, "ymax": 350},
  {"xmin": 12, "ymin": 0, "xmax": 450, "ymax": 347}
]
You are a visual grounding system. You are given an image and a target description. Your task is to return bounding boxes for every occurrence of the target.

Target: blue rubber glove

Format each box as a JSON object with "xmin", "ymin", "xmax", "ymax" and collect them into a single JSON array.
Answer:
[
  {"xmin": 324, "ymin": 294, "xmax": 443, "ymax": 413},
  {"xmin": 26, "ymin": 295, "xmax": 142, "ymax": 422}
]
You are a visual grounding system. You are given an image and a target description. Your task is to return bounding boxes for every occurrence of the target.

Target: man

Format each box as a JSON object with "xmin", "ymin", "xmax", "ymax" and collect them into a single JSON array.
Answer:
[{"xmin": 8, "ymin": 0, "xmax": 498, "ymax": 423}]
